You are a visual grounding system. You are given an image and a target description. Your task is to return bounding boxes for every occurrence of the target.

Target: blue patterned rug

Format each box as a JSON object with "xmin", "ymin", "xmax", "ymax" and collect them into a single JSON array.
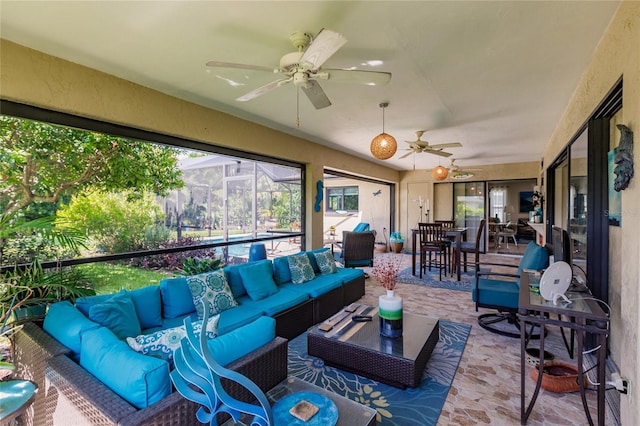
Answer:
[
  {"xmin": 288, "ymin": 320, "xmax": 471, "ymax": 425},
  {"xmin": 395, "ymin": 267, "xmax": 474, "ymax": 292}
]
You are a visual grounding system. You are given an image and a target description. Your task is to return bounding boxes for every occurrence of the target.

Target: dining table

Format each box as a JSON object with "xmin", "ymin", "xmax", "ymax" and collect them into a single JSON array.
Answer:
[{"xmin": 411, "ymin": 227, "xmax": 468, "ymax": 281}]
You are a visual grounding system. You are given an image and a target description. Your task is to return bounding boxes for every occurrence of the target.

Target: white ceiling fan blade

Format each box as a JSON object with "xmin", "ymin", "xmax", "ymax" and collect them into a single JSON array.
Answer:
[
  {"xmin": 300, "ymin": 28, "xmax": 347, "ymax": 70},
  {"xmin": 429, "ymin": 142, "xmax": 463, "ymax": 149},
  {"xmin": 206, "ymin": 60, "xmax": 275, "ymax": 73},
  {"xmin": 399, "ymin": 150, "xmax": 414, "ymax": 159},
  {"xmin": 301, "ymin": 79, "xmax": 331, "ymax": 109},
  {"xmin": 426, "ymin": 149, "xmax": 454, "ymax": 158},
  {"xmin": 320, "ymin": 69, "xmax": 391, "ymax": 86},
  {"xmin": 236, "ymin": 77, "xmax": 291, "ymax": 102}
]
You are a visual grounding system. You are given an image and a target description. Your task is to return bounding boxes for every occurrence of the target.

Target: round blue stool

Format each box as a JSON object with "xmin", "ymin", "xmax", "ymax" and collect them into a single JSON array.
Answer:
[{"xmin": 248, "ymin": 243, "xmax": 267, "ymax": 262}]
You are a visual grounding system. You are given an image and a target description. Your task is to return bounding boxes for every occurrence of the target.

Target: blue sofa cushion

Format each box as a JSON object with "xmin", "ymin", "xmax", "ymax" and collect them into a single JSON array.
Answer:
[
  {"xmin": 272, "ymin": 256, "xmax": 291, "ymax": 285},
  {"xmin": 472, "ymin": 278, "xmax": 520, "ymax": 309},
  {"xmin": 236, "ymin": 288, "xmax": 308, "ymax": 317},
  {"xmin": 216, "ymin": 304, "xmax": 265, "ymax": 336},
  {"xmin": 43, "ymin": 301, "xmax": 100, "ymax": 359},
  {"xmin": 281, "ymin": 274, "xmax": 342, "ymax": 298},
  {"xmin": 288, "ymin": 253, "xmax": 316, "ymax": 284},
  {"xmin": 517, "ymin": 243, "xmax": 550, "ymax": 286},
  {"xmin": 75, "ymin": 292, "xmax": 120, "ymax": 317},
  {"xmin": 160, "ymin": 277, "xmax": 196, "ymax": 319},
  {"xmin": 80, "ymin": 327, "xmax": 171, "ymax": 410},
  {"xmin": 223, "ymin": 264, "xmax": 248, "ymax": 298},
  {"xmin": 208, "ymin": 316, "xmax": 276, "ymax": 366},
  {"xmin": 126, "ymin": 314, "xmax": 219, "ymax": 362},
  {"xmin": 186, "ymin": 270, "xmax": 238, "ymax": 319},
  {"xmin": 334, "ymin": 267, "xmax": 365, "ymax": 283},
  {"xmin": 129, "ymin": 286, "xmax": 163, "ymax": 329},
  {"xmin": 352, "ymin": 222, "xmax": 370, "ymax": 232},
  {"xmin": 88, "ymin": 292, "xmax": 142, "ymax": 340},
  {"xmin": 238, "ymin": 260, "xmax": 279, "ymax": 301},
  {"xmin": 305, "ymin": 248, "xmax": 326, "ymax": 273},
  {"xmin": 312, "ymin": 249, "xmax": 338, "ymax": 275}
]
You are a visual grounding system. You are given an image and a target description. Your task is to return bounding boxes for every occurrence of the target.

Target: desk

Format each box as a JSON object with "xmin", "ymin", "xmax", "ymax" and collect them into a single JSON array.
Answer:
[
  {"xmin": 411, "ymin": 227, "xmax": 468, "ymax": 281},
  {"xmin": 519, "ymin": 273, "xmax": 609, "ymax": 426}
]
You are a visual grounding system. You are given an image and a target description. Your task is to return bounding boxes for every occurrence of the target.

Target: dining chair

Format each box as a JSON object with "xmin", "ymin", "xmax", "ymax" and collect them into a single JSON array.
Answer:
[
  {"xmin": 418, "ymin": 222, "xmax": 448, "ymax": 280},
  {"xmin": 452, "ymin": 219, "xmax": 486, "ymax": 274},
  {"xmin": 497, "ymin": 221, "xmax": 518, "ymax": 248}
]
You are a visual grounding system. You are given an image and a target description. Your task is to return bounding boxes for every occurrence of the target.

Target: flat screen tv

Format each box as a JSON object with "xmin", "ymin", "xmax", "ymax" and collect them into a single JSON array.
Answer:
[{"xmin": 551, "ymin": 226, "xmax": 572, "ymax": 266}]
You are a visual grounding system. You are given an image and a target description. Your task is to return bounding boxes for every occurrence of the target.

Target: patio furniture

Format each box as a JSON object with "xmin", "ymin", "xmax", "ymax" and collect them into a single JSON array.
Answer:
[
  {"xmin": 453, "ymin": 219, "xmax": 486, "ymax": 273},
  {"xmin": 497, "ymin": 221, "xmax": 518, "ymax": 248},
  {"xmin": 307, "ymin": 303, "xmax": 440, "ymax": 389},
  {"xmin": 418, "ymin": 222, "xmax": 449, "ymax": 280},
  {"xmin": 339, "ymin": 231, "xmax": 375, "ymax": 268}
]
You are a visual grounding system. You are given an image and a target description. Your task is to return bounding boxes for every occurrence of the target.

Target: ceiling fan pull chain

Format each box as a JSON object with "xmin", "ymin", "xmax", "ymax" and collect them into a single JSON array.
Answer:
[{"xmin": 296, "ymin": 87, "xmax": 300, "ymax": 128}]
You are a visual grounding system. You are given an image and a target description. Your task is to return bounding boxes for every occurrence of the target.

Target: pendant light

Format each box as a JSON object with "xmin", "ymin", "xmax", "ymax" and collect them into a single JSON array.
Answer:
[
  {"xmin": 432, "ymin": 164, "xmax": 448, "ymax": 181},
  {"xmin": 370, "ymin": 102, "xmax": 397, "ymax": 160}
]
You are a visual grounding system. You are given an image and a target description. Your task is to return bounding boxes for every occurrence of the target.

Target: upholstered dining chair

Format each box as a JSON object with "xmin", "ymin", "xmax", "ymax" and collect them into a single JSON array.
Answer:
[
  {"xmin": 452, "ymin": 219, "xmax": 486, "ymax": 274},
  {"xmin": 472, "ymin": 242, "xmax": 549, "ymax": 338},
  {"xmin": 418, "ymin": 223, "xmax": 448, "ymax": 280}
]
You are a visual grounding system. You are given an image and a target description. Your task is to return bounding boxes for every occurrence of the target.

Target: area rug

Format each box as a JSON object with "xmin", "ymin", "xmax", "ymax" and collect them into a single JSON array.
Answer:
[
  {"xmin": 395, "ymin": 266, "xmax": 474, "ymax": 292},
  {"xmin": 287, "ymin": 320, "xmax": 471, "ymax": 425}
]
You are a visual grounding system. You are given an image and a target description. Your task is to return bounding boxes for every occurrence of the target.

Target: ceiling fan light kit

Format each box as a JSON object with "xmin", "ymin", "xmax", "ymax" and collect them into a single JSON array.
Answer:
[{"xmin": 370, "ymin": 102, "xmax": 397, "ymax": 160}]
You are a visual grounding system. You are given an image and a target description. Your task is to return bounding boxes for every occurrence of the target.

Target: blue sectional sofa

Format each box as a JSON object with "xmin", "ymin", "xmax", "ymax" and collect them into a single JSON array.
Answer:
[{"xmin": 13, "ymin": 248, "xmax": 365, "ymax": 425}]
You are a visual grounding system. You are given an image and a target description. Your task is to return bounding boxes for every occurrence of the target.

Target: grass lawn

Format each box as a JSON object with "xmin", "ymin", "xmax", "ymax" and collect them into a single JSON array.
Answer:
[{"xmin": 77, "ymin": 263, "xmax": 174, "ymax": 294}]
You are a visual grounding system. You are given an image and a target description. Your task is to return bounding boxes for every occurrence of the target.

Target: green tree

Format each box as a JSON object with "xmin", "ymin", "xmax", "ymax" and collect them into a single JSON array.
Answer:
[
  {"xmin": 56, "ymin": 190, "xmax": 165, "ymax": 254},
  {"xmin": 0, "ymin": 116, "xmax": 184, "ymax": 215}
]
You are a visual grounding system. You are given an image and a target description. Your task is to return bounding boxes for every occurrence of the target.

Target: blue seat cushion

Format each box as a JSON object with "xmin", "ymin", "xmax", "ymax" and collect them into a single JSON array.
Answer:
[
  {"xmin": 207, "ymin": 316, "xmax": 276, "ymax": 366},
  {"xmin": 160, "ymin": 312, "xmax": 200, "ymax": 332},
  {"xmin": 280, "ymin": 275, "xmax": 342, "ymax": 298},
  {"xmin": 334, "ymin": 267, "xmax": 365, "ymax": 283},
  {"xmin": 238, "ymin": 260, "xmax": 279, "ymax": 301},
  {"xmin": 129, "ymin": 286, "xmax": 163, "ymax": 329},
  {"xmin": 352, "ymin": 223, "xmax": 370, "ymax": 232},
  {"xmin": 236, "ymin": 288, "xmax": 309, "ymax": 317},
  {"xmin": 160, "ymin": 277, "xmax": 196, "ymax": 319},
  {"xmin": 472, "ymin": 278, "xmax": 520, "ymax": 309},
  {"xmin": 43, "ymin": 301, "xmax": 100, "ymax": 360},
  {"xmin": 80, "ymin": 327, "xmax": 171, "ymax": 409},
  {"xmin": 216, "ymin": 305, "xmax": 265, "ymax": 336}
]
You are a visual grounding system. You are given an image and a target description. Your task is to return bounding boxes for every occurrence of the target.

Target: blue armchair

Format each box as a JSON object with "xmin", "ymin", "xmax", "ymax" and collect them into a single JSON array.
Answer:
[{"xmin": 472, "ymin": 242, "xmax": 549, "ymax": 338}]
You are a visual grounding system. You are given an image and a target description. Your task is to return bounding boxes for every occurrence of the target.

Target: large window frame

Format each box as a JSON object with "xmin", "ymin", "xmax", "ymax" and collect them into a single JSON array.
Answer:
[
  {"xmin": 0, "ymin": 100, "xmax": 306, "ymax": 271},
  {"xmin": 325, "ymin": 186, "xmax": 359, "ymax": 213}
]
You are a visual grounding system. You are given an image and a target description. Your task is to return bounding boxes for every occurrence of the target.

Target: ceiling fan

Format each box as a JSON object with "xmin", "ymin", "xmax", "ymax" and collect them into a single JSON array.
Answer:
[
  {"xmin": 448, "ymin": 159, "xmax": 481, "ymax": 180},
  {"xmin": 398, "ymin": 130, "xmax": 462, "ymax": 159},
  {"xmin": 206, "ymin": 29, "xmax": 391, "ymax": 110}
]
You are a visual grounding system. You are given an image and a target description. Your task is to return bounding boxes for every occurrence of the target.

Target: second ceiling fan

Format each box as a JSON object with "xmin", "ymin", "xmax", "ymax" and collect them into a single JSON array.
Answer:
[
  {"xmin": 399, "ymin": 130, "xmax": 462, "ymax": 159},
  {"xmin": 206, "ymin": 28, "xmax": 391, "ymax": 110}
]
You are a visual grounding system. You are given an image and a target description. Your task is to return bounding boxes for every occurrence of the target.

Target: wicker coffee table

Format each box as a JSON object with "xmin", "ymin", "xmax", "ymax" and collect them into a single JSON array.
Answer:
[{"xmin": 307, "ymin": 304, "xmax": 440, "ymax": 389}]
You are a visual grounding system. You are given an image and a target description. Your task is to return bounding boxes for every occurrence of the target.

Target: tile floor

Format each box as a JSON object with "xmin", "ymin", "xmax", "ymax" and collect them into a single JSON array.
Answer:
[{"xmin": 359, "ymin": 252, "xmax": 614, "ymax": 426}]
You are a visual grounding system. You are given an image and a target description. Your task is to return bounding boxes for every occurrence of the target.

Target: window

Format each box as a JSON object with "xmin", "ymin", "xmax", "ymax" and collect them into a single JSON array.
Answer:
[
  {"xmin": 489, "ymin": 188, "xmax": 506, "ymax": 221},
  {"xmin": 326, "ymin": 186, "xmax": 359, "ymax": 212}
]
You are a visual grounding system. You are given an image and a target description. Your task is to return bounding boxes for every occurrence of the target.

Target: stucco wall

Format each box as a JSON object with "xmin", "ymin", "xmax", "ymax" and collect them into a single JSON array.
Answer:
[
  {"xmin": 0, "ymin": 39, "xmax": 400, "ymax": 249},
  {"xmin": 541, "ymin": 2, "xmax": 639, "ymax": 423}
]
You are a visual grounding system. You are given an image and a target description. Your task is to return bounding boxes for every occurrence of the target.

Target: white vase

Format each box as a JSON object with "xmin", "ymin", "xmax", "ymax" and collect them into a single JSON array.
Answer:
[{"xmin": 379, "ymin": 289, "xmax": 403, "ymax": 338}]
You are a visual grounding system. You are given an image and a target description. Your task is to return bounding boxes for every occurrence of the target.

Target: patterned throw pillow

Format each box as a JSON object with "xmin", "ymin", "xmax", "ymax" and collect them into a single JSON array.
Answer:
[
  {"xmin": 313, "ymin": 249, "xmax": 338, "ymax": 275},
  {"xmin": 186, "ymin": 270, "xmax": 238, "ymax": 320},
  {"xmin": 126, "ymin": 314, "xmax": 219, "ymax": 362},
  {"xmin": 287, "ymin": 253, "xmax": 316, "ymax": 284}
]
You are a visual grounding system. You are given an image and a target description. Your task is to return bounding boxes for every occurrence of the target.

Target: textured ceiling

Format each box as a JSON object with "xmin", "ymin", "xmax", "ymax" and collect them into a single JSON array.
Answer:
[{"xmin": 0, "ymin": 1, "xmax": 620, "ymax": 171}]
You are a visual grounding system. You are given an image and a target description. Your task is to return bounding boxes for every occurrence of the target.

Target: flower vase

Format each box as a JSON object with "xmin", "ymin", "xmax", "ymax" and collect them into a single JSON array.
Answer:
[{"xmin": 379, "ymin": 289, "xmax": 403, "ymax": 338}]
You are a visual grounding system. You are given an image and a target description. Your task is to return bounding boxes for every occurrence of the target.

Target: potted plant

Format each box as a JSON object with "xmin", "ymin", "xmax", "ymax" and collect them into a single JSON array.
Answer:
[
  {"xmin": 328, "ymin": 225, "xmax": 336, "ymax": 236},
  {"xmin": 389, "ymin": 232, "xmax": 404, "ymax": 253}
]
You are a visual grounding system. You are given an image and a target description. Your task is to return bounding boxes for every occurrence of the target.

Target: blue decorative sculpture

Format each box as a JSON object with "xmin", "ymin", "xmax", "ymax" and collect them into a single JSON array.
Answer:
[
  {"xmin": 314, "ymin": 180, "xmax": 323, "ymax": 212},
  {"xmin": 170, "ymin": 304, "xmax": 273, "ymax": 426}
]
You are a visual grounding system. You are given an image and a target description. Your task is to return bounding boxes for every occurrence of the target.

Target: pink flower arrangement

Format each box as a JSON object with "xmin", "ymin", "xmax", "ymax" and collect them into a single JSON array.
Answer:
[{"xmin": 371, "ymin": 254, "xmax": 403, "ymax": 291}]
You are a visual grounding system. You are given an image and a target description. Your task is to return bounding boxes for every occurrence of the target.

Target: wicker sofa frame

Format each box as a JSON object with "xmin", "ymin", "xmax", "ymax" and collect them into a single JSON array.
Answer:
[{"xmin": 13, "ymin": 322, "xmax": 288, "ymax": 426}]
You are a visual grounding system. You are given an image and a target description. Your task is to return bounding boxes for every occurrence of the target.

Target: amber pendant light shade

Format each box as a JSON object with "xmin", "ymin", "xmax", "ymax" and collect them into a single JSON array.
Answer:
[
  {"xmin": 370, "ymin": 102, "xmax": 397, "ymax": 160},
  {"xmin": 432, "ymin": 165, "xmax": 449, "ymax": 181}
]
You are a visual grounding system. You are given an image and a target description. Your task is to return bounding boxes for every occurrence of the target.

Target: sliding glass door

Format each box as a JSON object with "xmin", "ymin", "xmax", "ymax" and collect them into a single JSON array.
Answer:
[{"xmin": 453, "ymin": 182, "xmax": 486, "ymax": 250}]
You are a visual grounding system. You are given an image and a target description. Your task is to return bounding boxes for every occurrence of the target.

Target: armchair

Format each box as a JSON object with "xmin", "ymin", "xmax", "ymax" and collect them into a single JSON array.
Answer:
[
  {"xmin": 472, "ymin": 242, "xmax": 549, "ymax": 338},
  {"xmin": 340, "ymin": 231, "xmax": 375, "ymax": 268}
]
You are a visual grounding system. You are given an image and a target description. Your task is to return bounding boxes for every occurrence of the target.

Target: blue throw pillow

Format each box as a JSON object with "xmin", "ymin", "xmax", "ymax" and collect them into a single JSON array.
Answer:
[
  {"xmin": 238, "ymin": 260, "xmax": 279, "ymax": 301},
  {"xmin": 186, "ymin": 270, "xmax": 238, "ymax": 320},
  {"xmin": 313, "ymin": 249, "xmax": 338, "ymax": 275},
  {"xmin": 43, "ymin": 301, "xmax": 100, "ymax": 358},
  {"xmin": 88, "ymin": 292, "xmax": 142, "ymax": 340},
  {"xmin": 288, "ymin": 253, "xmax": 316, "ymax": 284},
  {"xmin": 126, "ymin": 314, "xmax": 219, "ymax": 362},
  {"xmin": 129, "ymin": 286, "xmax": 163, "ymax": 330},
  {"xmin": 223, "ymin": 264, "xmax": 248, "ymax": 298},
  {"xmin": 272, "ymin": 256, "xmax": 292, "ymax": 284},
  {"xmin": 75, "ymin": 292, "xmax": 121, "ymax": 317},
  {"xmin": 160, "ymin": 276, "xmax": 196, "ymax": 319}
]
